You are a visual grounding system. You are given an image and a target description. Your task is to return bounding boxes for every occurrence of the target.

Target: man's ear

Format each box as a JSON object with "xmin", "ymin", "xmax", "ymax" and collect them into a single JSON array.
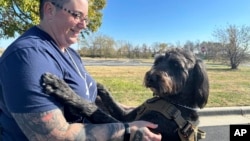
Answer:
[{"xmin": 43, "ymin": 2, "xmax": 57, "ymax": 20}]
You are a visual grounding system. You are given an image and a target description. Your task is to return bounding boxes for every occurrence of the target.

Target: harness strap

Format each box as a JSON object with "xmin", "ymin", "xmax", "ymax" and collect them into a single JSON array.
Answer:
[{"xmin": 135, "ymin": 97, "xmax": 204, "ymax": 140}]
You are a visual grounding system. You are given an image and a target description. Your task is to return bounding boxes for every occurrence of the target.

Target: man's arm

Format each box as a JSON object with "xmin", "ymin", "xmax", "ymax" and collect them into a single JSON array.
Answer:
[
  {"xmin": 12, "ymin": 109, "xmax": 125, "ymax": 141},
  {"xmin": 12, "ymin": 108, "xmax": 161, "ymax": 141}
]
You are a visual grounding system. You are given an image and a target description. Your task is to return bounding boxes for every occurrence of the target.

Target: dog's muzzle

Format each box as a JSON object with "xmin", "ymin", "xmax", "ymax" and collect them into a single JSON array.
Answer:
[
  {"xmin": 144, "ymin": 71, "xmax": 158, "ymax": 87},
  {"xmin": 144, "ymin": 70, "xmax": 174, "ymax": 96}
]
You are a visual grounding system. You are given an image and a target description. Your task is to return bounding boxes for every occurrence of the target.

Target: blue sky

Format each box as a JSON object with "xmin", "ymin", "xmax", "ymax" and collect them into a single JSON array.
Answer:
[
  {"xmin": 1, "ymin": 0, "xmax": 250, "ymax": 48},
  {"xmin": 97, "ymin": 0, "xmax": 250, "ymax": 45}
]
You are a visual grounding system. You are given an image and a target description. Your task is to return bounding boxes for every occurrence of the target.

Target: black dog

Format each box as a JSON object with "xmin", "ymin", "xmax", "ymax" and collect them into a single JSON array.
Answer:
[{"xmin": 42, "ymin": 48, "xmax": 209, "ymax": 141}]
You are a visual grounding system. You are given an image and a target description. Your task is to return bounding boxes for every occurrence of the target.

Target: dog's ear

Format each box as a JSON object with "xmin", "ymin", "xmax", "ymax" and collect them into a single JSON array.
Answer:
[{"xmin": 193, "ymin": 59, "xmax": 209, "ymax": 108}]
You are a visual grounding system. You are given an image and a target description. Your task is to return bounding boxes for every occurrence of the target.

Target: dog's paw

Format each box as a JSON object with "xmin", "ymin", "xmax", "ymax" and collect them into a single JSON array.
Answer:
[
  {"xmin": 42, "ymin": 73, "xmax": 59, "ymax": 86},
  {"xmin": 96, "ymin": 82, "xmax": 105, "ymax": 89},
  {"xmin": 42, "ymin": 73, "xmax": 70, "ymax": 87},
  {"xmin": 96, "ymin": 82, "xmax": 111, "ymax": 97},
  {"xmin": 41, "ymin": 72, "xmax": 72, "ymax": 96}
]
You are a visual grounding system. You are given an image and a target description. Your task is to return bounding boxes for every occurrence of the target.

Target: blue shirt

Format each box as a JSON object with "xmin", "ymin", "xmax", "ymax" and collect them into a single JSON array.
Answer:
[{"xmin": 0, "ymin": 26, "xmax": 97, "ymax": 140}]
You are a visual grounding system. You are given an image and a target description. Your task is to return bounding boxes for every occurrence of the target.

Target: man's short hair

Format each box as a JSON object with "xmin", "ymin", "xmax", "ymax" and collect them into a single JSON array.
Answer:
[{"xmin": 39, "ymin": 0, "xmax": 70, "ymax": 20}]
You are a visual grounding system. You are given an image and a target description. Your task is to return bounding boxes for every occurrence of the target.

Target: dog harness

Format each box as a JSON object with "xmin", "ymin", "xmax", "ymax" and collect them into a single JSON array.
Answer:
[{"xmin": 135, "ymin": 97, "xmax": 206, "ymax": 141}]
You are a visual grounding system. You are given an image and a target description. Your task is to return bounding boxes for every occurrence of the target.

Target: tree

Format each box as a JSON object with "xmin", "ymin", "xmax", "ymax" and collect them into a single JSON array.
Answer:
[
  {"xmin": 183, "ymin": 40, "xmax": 195, "ymax": 52},
  {"xmin": 96, "ymin": 35, "xmax": 116, "ymax": 58},
  {"xmin": 116, "ymin": 41, "xmax": 133, "ymax": 58},
  {"xmin": 141, "ymin": 43, "xmax": 152, "ymax": 58},
  {"xmin": 213, "ymin": 25, "xmax": 250, "ymax": 69},
  {"xmin": 151, "ymin": 42, "xmax": 168, "ymax": 57},
  {"xmin": 0, "ymin": 0, "xmax": 106, "ymax": 39},
  {"xmin": 79, "ymin": 34, "xmax": 116, "ymax": 58}
]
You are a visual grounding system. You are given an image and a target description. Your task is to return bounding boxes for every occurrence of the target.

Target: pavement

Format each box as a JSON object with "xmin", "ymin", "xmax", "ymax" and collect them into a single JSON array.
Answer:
[{"xmin": 198, "ymin": 106, "xmax": 250, "ymax": 126}]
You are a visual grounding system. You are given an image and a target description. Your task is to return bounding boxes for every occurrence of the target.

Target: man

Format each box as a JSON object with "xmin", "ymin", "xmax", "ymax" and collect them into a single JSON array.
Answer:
[{"xmin": 0, "ymin": 0, "xmax": 162, "ymax": 140}]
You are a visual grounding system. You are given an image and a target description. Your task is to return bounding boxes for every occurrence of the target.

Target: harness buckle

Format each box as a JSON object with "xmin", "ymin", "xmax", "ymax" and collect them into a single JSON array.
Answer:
[{"xmin": 180, "ymin": 121, "xmax": 194, "ymax": 138}]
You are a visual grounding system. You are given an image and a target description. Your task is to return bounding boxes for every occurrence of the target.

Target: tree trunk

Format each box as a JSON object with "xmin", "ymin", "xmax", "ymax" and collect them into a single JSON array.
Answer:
[{"xmin": 231, "ymin": 63, "xmax": 238, "ymax": 69}]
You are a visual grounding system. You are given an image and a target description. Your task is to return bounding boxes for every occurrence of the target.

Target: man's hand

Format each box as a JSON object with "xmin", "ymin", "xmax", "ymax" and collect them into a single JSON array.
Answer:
[{"xmin": 129, "ymin": 121, "xmax": 162, "ymax": 141}]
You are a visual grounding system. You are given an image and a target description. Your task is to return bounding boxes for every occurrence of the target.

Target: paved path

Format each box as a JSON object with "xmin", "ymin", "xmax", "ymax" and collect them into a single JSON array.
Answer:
[
  {"xmin": 198, "ymin": 106, "xmax": 250, "ymax": 141},
  {"xmin": 200, "ymin": 125, "xmax": 229, "ymax": 141},
  {"xmin": 198, "ymin": 106, "xmax": 250, "ymax": 126},
  {"xmin": 83, "ymin": 59, "xmax": 152, "ymax": 66}
]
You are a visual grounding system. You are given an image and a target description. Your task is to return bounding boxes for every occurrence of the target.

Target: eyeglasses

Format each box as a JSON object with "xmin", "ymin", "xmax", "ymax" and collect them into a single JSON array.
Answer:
[{"xmin": 51, "ymin": 2, "xmax": 90, "ymax": 25}]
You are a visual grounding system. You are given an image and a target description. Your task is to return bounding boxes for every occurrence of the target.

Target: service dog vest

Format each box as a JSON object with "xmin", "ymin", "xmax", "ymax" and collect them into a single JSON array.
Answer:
[{"xmin": 135, "ymin": 97, "xmax": 206, "ymax": 141}]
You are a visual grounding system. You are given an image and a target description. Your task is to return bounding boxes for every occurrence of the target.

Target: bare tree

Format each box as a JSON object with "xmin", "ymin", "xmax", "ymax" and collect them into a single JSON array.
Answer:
[
  {"xmin": 199, "ymin": 41, "xmax": 224, "ymax": 62},
  {"xmin": 213, "ymin": 24, "xmax": 250, "ymax": 69},
  {"xmin": 79, "ymin": 34, "xmax": 116, "ymax": 58},
  {"xmin": 151, "ymin": 42, "xmax": 168, "ymax": 57},
  {"xmin": 141, "ymin": 43, "xmax": 152, "ymax": 58},
  {"xmin": 183, "ymin": 40, "xmax": 195, "ymax": 52}
]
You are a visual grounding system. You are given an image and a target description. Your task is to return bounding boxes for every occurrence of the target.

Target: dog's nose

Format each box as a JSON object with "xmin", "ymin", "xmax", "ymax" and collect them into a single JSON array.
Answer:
[
  {"xmin": 147, "ymin": 75, "xmax": 156, "ymax": 83},
  {"xmin": 145, "ymin": 71, "xmax": 158, "ymax": 86}
]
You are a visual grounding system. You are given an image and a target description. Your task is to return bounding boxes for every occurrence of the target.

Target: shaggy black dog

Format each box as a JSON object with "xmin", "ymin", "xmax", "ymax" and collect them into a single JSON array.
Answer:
[{"xmin": 41, "ymin": 48, "xmax": 209, "ymax": 141}]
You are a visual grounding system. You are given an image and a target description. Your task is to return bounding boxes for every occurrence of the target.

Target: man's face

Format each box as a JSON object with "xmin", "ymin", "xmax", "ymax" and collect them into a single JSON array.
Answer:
[{"xmin": 49, "ymin": 0, "xmax": 89, "ymax": 48}]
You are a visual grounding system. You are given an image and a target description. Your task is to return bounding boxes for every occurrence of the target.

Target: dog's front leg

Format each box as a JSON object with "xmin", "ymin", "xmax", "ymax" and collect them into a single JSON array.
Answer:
[
  {"xmin": 97, "ymin": 83, "xmax": 138, "ymax": 121},
  {"xmin": 41, "ymin": 73, "xmax": 119, "ymax": 124}
]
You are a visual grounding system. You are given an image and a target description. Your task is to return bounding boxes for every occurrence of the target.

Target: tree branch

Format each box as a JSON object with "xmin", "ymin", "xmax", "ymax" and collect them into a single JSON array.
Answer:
[{"xmin": 10, "ymin": 0, "xmax": 31, "ymax": 25}]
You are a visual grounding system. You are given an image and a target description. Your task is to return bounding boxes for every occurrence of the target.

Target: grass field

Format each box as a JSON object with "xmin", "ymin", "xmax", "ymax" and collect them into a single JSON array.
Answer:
[{"xmin": 86, "ymin": 62, "xmax": 250, "ymax": 107}]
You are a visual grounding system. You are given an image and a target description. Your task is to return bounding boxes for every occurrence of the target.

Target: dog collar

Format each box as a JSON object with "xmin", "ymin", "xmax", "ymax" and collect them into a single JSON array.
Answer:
[{"xmin": 174, "ymin": 103, "xmax": 200, "ymax": 112}]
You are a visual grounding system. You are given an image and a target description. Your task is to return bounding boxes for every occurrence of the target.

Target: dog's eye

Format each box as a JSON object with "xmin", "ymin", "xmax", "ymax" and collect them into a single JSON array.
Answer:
[
  {"xmin": 173, "ymin": 63, "xmax": 179, "ymax": 67},
  {"xmin": 169, "ymin": 60, "xmax": 181, "ymax": 69},
  {"xmin": 173, "ymin": 63, "xmax": 180, "ymax": 68}
]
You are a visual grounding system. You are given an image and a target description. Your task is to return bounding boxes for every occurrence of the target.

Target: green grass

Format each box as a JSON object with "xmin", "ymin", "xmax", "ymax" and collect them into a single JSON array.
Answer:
[
  {"xmin": 206, "ymin": 63, "xmax": 250, "ymax": 107},
  {"xmin": 86, "ymin": 62, "xmax": 250, "ymax": 107}
]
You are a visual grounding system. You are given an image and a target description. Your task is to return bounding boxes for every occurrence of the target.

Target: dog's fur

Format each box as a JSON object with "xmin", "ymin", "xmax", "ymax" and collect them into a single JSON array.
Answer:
[{"xmin": 41, "ymin": 48, "xmax": 209, "ymax": 141}]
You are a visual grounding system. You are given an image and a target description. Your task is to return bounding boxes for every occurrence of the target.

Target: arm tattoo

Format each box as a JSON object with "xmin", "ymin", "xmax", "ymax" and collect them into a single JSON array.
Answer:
[
  {"xmin": 76, "ymin": 123, "xmax": 124, "ymax": 141},
  {"xmin": 12, "ymin": 109, "xmax": 126, "ymax": 141},
  {"xmin": 12, "ymin": 109, "xmax": 69, "ymax": 140}
]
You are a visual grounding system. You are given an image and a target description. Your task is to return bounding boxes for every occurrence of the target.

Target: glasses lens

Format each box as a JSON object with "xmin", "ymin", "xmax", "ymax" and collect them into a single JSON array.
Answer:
[{"xmin": 51, "ymin": 2, "xmax": 89, "ymax": 25}]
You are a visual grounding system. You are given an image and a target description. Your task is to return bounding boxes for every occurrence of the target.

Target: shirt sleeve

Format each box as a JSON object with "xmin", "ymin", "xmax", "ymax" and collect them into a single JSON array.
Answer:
[{"xmin": 1, "ymin": 47, "xmax": 62, "ymax": 113}]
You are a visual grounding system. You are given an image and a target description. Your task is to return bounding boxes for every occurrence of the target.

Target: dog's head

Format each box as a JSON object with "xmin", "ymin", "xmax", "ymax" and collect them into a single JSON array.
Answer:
[{"xmin": 144, "ymin": 48, "xmax": 209, "ymax": 108}]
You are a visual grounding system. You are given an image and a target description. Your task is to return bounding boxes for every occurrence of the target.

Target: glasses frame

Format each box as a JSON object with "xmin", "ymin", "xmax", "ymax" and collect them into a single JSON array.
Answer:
[{"xmin": 51, "ymin": 2, "xmax": 90, "ymax": 25}]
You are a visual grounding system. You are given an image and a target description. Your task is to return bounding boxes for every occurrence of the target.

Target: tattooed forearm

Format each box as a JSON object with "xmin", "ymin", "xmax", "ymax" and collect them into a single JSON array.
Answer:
[
  {"xmin": 75, "ymin": 123, "xmax": 124, "ymax": 141},
  {"xmin": 12, "ymin": 109, "xmax": 127, "ymax": 141},
  {"xmin": 12, "ymin": 109, "xmax": 69, "ymax": 140}
]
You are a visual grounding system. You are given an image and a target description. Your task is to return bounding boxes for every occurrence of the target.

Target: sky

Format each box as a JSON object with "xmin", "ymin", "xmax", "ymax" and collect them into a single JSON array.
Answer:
[{"xmin": 1, "ymin": 0, "xmax": 250, "ymax": 48}]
